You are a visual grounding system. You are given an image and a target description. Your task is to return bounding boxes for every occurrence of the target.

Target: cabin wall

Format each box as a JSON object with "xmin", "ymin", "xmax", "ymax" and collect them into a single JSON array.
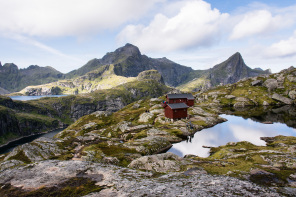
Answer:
[
  {"xmin": 165, "ymin": 107, "xmax": 174, "ymax": 119},
  {"xmin": 187, "ymin": 100, "xmax": 194, "ymax": 106},
  {"xmin": 172, "ymin": 108, "xmax": 188, "ymax": 119}
]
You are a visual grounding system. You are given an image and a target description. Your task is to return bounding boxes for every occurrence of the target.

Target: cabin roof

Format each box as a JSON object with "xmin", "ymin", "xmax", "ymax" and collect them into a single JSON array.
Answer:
[
  {"xmin": 166, "ymin": 93, "xmax": 194, "ymax": 100},
  {"xmin": 167, "ymin": 103, "xmax": 189, "ymax": 109}
]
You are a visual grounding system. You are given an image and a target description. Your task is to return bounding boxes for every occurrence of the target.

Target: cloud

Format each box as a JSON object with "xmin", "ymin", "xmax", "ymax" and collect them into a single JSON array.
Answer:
[
  {"xmin": 264, "ymin": 31, "xmax": 296, "ymax": 58},
  {"xmin": 117, "ymin": 0, "xmax": 229, "ymax": 52},
  {"xmin": 230, "ymin": 10, "xmax": 284, "ymax": 40},
  {"xmin": 0, "ymin": 0, "xmax": 162, "ymax": 37}
]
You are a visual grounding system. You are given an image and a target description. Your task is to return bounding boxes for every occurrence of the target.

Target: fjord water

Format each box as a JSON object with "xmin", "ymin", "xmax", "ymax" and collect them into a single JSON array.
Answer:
[
  {"xmin": 168, "ymin": 107, "xmax": 296, "ymax": 158},
  {"xmin": 9, "ymin": 95, "xmax": 67, "ymax": 101},
  {"xmin": 0, "ymin": 129, "xmax": 63, "ymax": 154}
]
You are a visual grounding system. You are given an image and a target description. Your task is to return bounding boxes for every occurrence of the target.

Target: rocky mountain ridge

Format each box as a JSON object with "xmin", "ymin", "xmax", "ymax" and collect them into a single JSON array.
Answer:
[
  {"xmin": 1, "ymin": 44, "xmax": 270, "ymax": 94},
  {"xmin": 0, "ymin": 62, "xmax": 64, "ymax": 92}
]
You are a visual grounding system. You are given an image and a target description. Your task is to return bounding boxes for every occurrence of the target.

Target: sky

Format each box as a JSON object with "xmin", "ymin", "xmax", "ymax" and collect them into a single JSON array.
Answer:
[{"xmin": 0, "ymin": 0, "xmax": 296, "ymax": 73}]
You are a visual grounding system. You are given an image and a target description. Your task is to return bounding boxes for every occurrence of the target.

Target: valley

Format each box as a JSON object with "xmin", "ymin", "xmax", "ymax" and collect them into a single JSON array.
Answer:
[{"xmin": 0, "ymin": 44, "xmax": 295, "ymax": 196}]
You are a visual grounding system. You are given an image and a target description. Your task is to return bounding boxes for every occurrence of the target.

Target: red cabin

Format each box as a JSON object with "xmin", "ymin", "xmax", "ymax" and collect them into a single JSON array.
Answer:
[
  {"xmin": 164, "ymin": 103, "xmax": 189, "ymax": 120},
  {"xmin": 166, "ymin": 93, "xmax": 194, "ymax": 106}
]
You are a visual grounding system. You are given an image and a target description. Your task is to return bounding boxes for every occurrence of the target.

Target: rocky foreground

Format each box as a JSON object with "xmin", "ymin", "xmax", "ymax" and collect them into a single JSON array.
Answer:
[
  {"xmin": 0, "ymin": 67, "xmax": 296, "ymax": 196},
  {"xmin": 0, "ymin": 159, "xmax": 288, "ymax": 197}
]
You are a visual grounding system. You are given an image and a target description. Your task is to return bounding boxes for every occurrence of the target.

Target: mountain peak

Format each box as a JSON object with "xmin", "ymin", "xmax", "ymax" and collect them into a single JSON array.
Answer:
[
  {"xmin": 115, "ymin": 43, "xmax": 141, "ymax": 57},
  {"xmin": 229, "ymin": 52, "xmax": 243, "ymax": 61}
]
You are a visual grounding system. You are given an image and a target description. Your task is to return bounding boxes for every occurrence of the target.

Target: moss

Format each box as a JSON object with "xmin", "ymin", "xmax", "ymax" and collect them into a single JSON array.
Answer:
[
  {"xmin": 191, "ymin": 120, "xmax": 207, "ymax": 127},
  {"xmin": 133, "ymin": 130, "xmax": 148, "ymax": 139},
  {"xmin": 8, "ymin": 150, "xmax": 31, "ymax": 164},
  {"xmin": 0, "ymin": 177, "xmax": 103, "ymax": 197},
  {"xmin": 0, "ymin": 132, "xmax": 19, "ymax": 145}
]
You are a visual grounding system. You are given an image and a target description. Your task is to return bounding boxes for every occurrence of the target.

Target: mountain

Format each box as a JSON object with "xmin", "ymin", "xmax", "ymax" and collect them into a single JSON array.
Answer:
[
  {"xmin": 0, "ymin": 87, "xmax": 10, "ymax": 95},
  {"xmin": 66, "ymin": 44, "xmax": 193, "ymax": 87},
  {"xmin": 0, "ymin": 62, "xmax": 64, "ymax": 92},
  {"xmin": 208, "ymin": 52, "xmax": 271, "ymax": 86},
  {"xmin": 2, "ymin": 44, "xmax": 271, "ymax": 94},
  {"xmin": 177, "ymin": 52, "xmax": 271, "ymax": 91}
]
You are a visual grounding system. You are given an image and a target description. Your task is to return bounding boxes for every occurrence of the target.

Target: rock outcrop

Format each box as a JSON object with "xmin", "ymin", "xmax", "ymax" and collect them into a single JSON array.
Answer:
[
  {"xmin": 0, "ymin": 160, "xmax": 282, "ymax": 196},
  {"xmin": 128, "ymin": 152, "xmax": 185, "ymax": 172}
]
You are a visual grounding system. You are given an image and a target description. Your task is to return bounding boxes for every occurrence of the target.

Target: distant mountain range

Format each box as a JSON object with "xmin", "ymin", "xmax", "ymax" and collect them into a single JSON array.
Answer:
[
  {"xmin": 0, "ymin": 62, "xmax": 64, "ymax": 92},
  {"xmin": 0, "ymin": 44, "xmax": 271, "ymax": 94}
]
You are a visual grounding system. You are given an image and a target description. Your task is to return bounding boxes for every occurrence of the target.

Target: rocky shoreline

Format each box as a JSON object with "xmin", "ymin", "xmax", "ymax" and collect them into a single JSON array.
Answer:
[{"xmin": 0, "ymin": 67, "xmax": 295, "ymax": 196}]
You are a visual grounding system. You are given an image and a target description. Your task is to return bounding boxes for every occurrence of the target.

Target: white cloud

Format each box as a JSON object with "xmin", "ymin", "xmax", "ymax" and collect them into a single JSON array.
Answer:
[
  {"xmin": 265, "ymin": 31, "xmax": 296, "ymax": 58},
  {"xmin": 229, "ymin": 10, "xmax": 287, "ymax": 40},
  {"xmin": 0, "ymin": 0, "xmax": 162, "ymax": 37},
  {"xmin": 117, "ymin": 0, "xmax": 229, "ymax": 52}
]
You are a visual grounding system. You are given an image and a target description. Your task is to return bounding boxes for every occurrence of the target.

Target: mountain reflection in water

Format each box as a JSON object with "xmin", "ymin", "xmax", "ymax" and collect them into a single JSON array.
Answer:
[{"xmin": 168, "ymin": 106, "xmax": 296, "ymax": 158}]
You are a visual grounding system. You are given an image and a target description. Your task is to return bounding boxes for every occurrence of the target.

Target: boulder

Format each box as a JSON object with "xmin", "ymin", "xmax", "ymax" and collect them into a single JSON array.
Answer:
[
  {"xmin": 123, "ymin": 136, "xmax": 172, "ymax": 155},
  {"xmin": 139, "ymin": 112, "xmax": 154, "ymax": 123},
  {"xmin": 147, "ymin": 128, "xmax": 168, "ymax": 137},
  {"xmin": 235, "ymin": 97, "xmax": 249, "ymax": 102},
  {"xmin": 147, "ymin": 128, "xmax": 181, "ymax": 142},
  {"xmin": 263, "ymin": 79, "xmax": 278, "ymax": 92},
  {"xmin": 263, "ymin": 101, "xmax": 269, "ymax": 106},
  {"xmin": 150, "ymin": 109, "xmax": 163, "ymax": 114},
  {"xmin": 272, "ymin": 93, "xmax": 293, "ymax": 105},
  {"xmin": 287, "ymin": 75, "xmax": 296, "ymax": 83},
  {"xmin": 288, "ymin": 90, "xmax": 296, "ymax": 100},
  {"xmin": 251, "ymin": 80, "xmax": 263, "ymax": 86},
  {"xmin": 225, "ymin": 95, "xmax": 236, "ymax": 99},
  {"xmin": 128, "ymin": 152, "xmax": 183, "ymax": 173}
]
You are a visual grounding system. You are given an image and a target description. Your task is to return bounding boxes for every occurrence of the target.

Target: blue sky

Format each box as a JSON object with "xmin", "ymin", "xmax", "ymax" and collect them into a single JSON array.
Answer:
[{"xmin": 0, "ymin": 0, "xmax": 296, "ymax": 73}]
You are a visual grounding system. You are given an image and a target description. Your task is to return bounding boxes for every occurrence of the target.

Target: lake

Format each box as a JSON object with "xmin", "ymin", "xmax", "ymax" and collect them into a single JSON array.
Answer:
[
  {"xmin": 168, "ymin": 110, "xmax": 296, "ymax": 158},
  {"xmin": 0, "ymin": 128, "xmax": 63, "ymax": 154},
  {"xmin": 9, "ymin": 95, "xmax": 67, "ymax": 101}
]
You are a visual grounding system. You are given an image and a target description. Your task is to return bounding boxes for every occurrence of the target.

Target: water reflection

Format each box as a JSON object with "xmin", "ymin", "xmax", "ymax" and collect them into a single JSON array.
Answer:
[
  {"xmin": 168, "ymin": 114, "xmax": 296, "ymax": 158},
  {"xmin": 9, "ymin": 95, "xmax": 67, "ymax": 101}
]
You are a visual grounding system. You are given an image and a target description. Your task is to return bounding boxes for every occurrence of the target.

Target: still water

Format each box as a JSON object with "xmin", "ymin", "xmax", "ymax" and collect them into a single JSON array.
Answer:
[
  {"xmin": 168, "ymin": 114, "xmax": 296, "ymax": 158},
  {"xmin": 0, "ymin": 129, "xmax": 63, "ymax": 154},
  {"xmin": 9, "ymin": 95, "xmax": 67, "ymax": 101}
]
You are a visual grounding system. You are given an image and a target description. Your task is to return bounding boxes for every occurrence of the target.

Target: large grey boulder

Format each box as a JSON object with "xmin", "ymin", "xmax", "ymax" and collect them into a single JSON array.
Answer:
[
  {"xmin": 289, "ymin": 90, "xmax": 296, "ymax": 100},
  {"xmin": 272, "ymin": 93, "xmax": 293, "ymax": 105},
  {"xmin": 263, "ymin": 79, "xmax": 278, "ymax": 92},
  {"xmin": 128, "ymin": 152, "xmax": 184, "ymax": 173},
  {"xmin": 123, "ymin": 136, "xmax": 171, "ymax": 155},
  {"xmin": 139, "ymin": 112, "xmax": 154, "ymax": 123},
  {"xmin": 251, "ymin": 80, "xmax": 263, "ymax": 86},
  {"xmin": 225, "ymin": 95, "xmax": 236, "ymax": 99},
  {"xmin": 287, "ymin": 75, "xmax": 296, "ymax": 83}
]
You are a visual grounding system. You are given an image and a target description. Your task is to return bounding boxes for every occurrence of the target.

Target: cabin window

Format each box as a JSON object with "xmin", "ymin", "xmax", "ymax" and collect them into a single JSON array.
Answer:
[
  {"xmin": 174, "ymin": 110, "xmax": 177, "ymax": 112},
  {"xmin": 184, "ymin": 109, "xmax": 186, "ymax": 111}
]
